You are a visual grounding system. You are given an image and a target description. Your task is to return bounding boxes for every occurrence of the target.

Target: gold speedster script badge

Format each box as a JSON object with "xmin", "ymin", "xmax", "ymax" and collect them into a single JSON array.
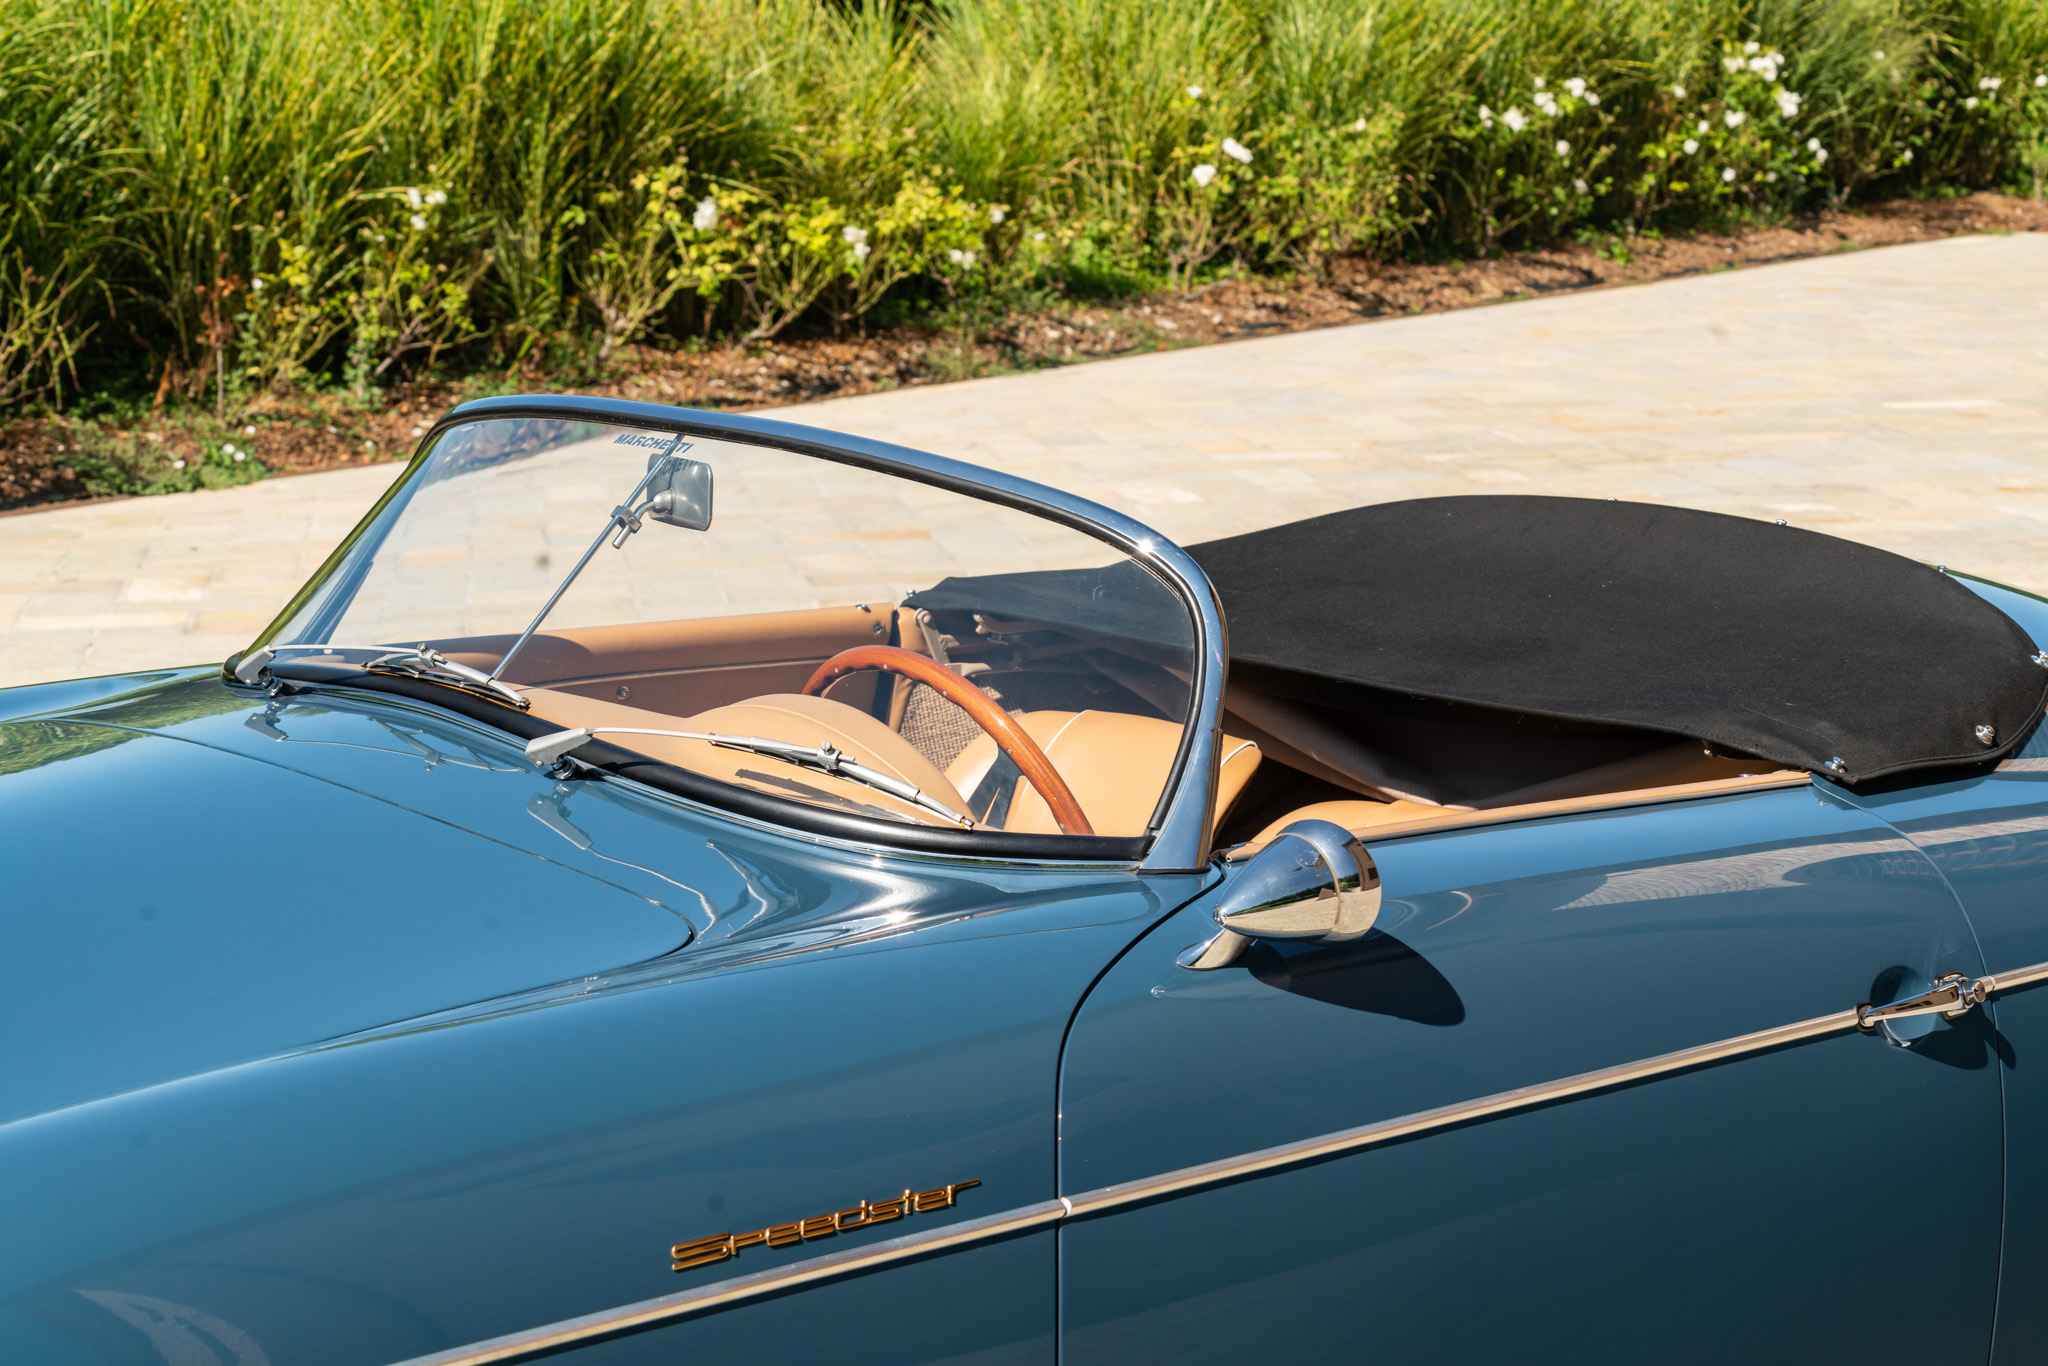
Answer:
[{"xmin": 671, "ymin": 1180, "xmax": 981, "ymax": 1272}]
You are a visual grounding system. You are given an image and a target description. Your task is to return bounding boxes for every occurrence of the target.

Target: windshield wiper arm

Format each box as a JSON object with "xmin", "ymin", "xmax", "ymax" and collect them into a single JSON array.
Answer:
[
  {"xmin": 236, "ymin": 643, "xmax": 529, "ymax": 708},
  {"xmin": 524, "ymin": 726, "xmax": 973, "ymax": 829}
]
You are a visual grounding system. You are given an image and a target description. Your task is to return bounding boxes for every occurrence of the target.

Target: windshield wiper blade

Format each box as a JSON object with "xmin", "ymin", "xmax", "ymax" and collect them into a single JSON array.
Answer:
[
  {"xmin": 236, "ymin": 643, "xmax": 529, "ymax": 708},
  {"xmin": 524, "ymin": 726, "xmax": 973, "ymax": 829}
]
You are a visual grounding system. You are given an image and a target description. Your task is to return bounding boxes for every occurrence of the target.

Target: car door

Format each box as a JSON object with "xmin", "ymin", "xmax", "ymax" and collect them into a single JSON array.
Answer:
[{"xmin": 1057, "ymin": 779, "xmax": 2002, "ymax": 1365}]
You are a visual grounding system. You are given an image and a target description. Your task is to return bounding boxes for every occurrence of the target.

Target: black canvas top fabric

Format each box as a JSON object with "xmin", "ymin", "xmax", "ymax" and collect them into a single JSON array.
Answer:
[{"xmin": 909, "ymin": 496, "xmax": 2048, "ymax": 783}]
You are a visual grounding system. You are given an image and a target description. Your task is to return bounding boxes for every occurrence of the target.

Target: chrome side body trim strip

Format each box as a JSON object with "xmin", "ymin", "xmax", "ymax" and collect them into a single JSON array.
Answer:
[
  {"xmin": 386, "ymin": 957, "xmax": 2048, "ymax": 1366},
  {"xmin": 388, "ymin": 1200, "xmax": 1069, "ymax": 1366}
]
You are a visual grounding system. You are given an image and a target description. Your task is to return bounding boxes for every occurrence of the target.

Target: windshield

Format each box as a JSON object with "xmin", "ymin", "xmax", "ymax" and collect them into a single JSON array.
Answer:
[{"xmin": 254, "ymin": 414, "xmax": 1202, "ymax": 843}]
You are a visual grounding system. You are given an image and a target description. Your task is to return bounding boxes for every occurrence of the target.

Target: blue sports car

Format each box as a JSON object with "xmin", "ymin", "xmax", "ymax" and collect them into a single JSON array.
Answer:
[{"xmin": 8, "ymin": 394, "xmax": 2048, "ymax": 1366}]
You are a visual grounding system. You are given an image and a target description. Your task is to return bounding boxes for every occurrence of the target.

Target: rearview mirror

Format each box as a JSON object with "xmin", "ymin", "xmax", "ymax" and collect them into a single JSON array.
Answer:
[
  {"xmin": 1178, "ymin": 819, "xmax": 1381, "ymax": 970},
  {"xmin": 645, "ymin": 452, "xmax": 713, "ymax": 530}
]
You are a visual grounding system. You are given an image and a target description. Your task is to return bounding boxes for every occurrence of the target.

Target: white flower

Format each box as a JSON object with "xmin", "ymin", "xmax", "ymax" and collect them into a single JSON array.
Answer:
[
  {"xmin": 1555, "ymin": 138, "xmax": 1571, "ymax": 156},
  {"xmin": 1187, "ymin": 85, "xmax": 1203, "ymax": 98},
  {"xmin": 251, "ymin": 277, "xmax": 264, "ymax": 291},
  {"xmin": 2037, "ymin": 74, "xmax": 2047, "ymax": 87},
  {"xmin": 692, "ymin": 198, "xmax": 719, "ymax": 230},
  {"xmin": 171, "ymin": 459, "xmax": 186, "ymax": 470},
  {"xmin": 425, "ymin": 189, "xmax": 447, "ymax": 206},
  {"xmin": 1965, "ymin": 96, "xmax": 1980, "ymax": 109},
  {"xmin": 852, "ymin": 240, "xmax": 871, "ymax": 260},
  {"xmin": 1874, "ymin": 50, "xmax": 1885, "ymax": 60},
  {"xmin": 1353, "ymin": 116, "xmax": 1367, "ymax": 131},
  {"xmin": 1502, "ymin": 107, "xmax": 1527, "ymax": 132},
  {"xmin": 1564, "ymin": 77, "xmax": 1587, "ymax": 98},
  {"xmin": 1478, "ymin": 103, "xmax": 1494, "ymax": 127},
  {"xmin": 1807, "ymin": 136, "xmax": 1823, "ymax": 151},
  {"xmin": 372, "ymin": 232, "xmax": 386, "ymax": 243},
  {"xmin": 1723, "ymin": 56, "xmax": 1743, "ymax": 73},
  {"xmin": 1721, "ymin": 166, "xmax": 1737, "ymax": 182},
  {"xmin": 409, "ymin": 214, "xmax": 427, "ymax": 230},
  {"xmin": 1744, "ymin": 40, "xmax": 1761, "ymax": 53},
  {"xmin": 1584, "ymin": 91, "xmax": 1600, "ymax": 106},
  {"xmin": 1533, "ymin": 91, "xmax": 1558, "ymax": 116},
  {"xmin": 1765, "ymin": 170, "xmax": 1779, "ymax": 182},
  {"xmin": 842, "ymin": 225, "xmax": 868, "ymax": 245},
  {"xmin": 988, "ymin": 206, "xmax": 1005, "ymax": 223},
  {"xmin": 1221, "ymin": 136, "xmax": 1253, "ymax": 163},
  {"xmin": 1573, "ymin": 177, "xmax": 1589, "ymax": 194},
  {"xmin": 1683, "ymin": 137, "xmax": 1700, "ymax": 154},
  {"xmin": 1533, "ymin": 76, "xmax": 1547, "ymax": 90},
  {"xmin": 411, "ymin": 425, "xmax": 424, "ymax": 436},
  {"xmin": 946, "ymin": 248, "xmax": 977, "ymax": 268},
  {"xmin": 1980, "ymin": 76, "xmax": 2003, "ymax": 90},
  {"xmin": 1902, "ymin": 148, "xmax": 1914, "ymax": 163},
  {"xmin": 233, "ymin": 452, "xmax": 246, "ymax": 463},
  {"xmin": 1672, "ymin": 84, "xmax": 1687, "ymax": 98},
  {"xmin": 1776, "ymin": 90, "xmax": 1802, "ymax": 117},
  {"xmin": 1698, "ymin": 118, "xmax": 1710, "ymax": 133},
  {"xmin": 243, "ymin": 424, "xmax": 255, "ymax": 435},
  {"xmin": 1749, "ymin": 57, "xmax": 1779, "ymax": 82},
  {"xmin": 406, "ymin": 187, "xmax": 423, "ymax": 209},
  {"xmin": 1191, "ymin": 163, "xmax": 1218, "ymax": 187},
  {"xmin": 222, "ymin": 443, "xmax": 236, "ymax": 455},
  {"xmin": 1032, "ymin": 230, "xmax": 1046, "ymax": 242},
  {"xmin": 1725, "ymin": 110, "xmax": 1747, "ymax": 128}
]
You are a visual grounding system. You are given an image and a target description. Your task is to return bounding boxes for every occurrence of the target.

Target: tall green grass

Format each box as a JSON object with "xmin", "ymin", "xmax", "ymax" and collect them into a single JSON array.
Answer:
[{"xmin": 2, "ymin": 0, "xmax": 2044, "ymax": 410}]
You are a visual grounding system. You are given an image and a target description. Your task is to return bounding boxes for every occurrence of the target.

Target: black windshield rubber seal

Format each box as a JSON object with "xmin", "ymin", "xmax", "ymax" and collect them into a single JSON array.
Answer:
[{"xmin": 269, "ymin": 665, "xmax": 1146, "ymax": 861}]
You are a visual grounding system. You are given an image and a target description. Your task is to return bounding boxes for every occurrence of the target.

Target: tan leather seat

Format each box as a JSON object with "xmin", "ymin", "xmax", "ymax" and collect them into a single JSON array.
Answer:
[
  {"xmin": 947, "ymin": 710, "xmax": 1260, "ymax": 838},
  {"xmin": 526, "ymin": 687, "xmax": 971, "ymax": 826}
]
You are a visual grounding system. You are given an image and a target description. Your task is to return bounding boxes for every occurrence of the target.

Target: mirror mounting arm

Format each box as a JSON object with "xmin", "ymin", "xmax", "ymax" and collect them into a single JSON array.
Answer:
[
  {"xmin": 490, "ymin": 442, "xmax": 707, "ymax": 686},
  {"xmin": 1177, "ymin": 819, "xmax": 1382, "ymax": 971}
]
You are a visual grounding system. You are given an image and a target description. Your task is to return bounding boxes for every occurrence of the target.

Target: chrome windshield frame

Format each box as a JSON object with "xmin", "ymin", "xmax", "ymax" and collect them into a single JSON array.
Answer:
[{"xmin": 234, "ymin": 394, "xmax": 1228, "ymax": 873}]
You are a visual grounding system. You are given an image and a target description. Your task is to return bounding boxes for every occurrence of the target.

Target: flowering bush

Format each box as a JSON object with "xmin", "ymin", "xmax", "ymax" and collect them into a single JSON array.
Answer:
[
  {"xmin": 1241, "ymin": 110, "xmax": 1406, "ymax": 277},
  {"xmin": 1634, "ymin": 43, "xmax": 1836, "ymax": 222},
  {"xmin": 579, "ymin": 162, "xmax": 696, "ymax": 361},
  {"xmin": 340, "ymin": 189, "xmax": 485, "ymax": 394},
  {"xmin": 237, "ymin": 240, "xmax": 340, "ymax": 393},
  {"xmin": 1948, "ymin": 67, "xmax": 2048, "ymax": 196},
  {"xmin": 1448, "ymin": 75, "xmax": 1615, "ymax": 252},
  {"xmin": 7, "ymin": 0, "xmax": 2047, "ymax": 410}
]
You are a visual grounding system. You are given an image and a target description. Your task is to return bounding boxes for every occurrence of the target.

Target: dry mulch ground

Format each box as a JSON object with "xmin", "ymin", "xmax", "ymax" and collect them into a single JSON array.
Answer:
[{"xmin": 5, "ymin": 191, "xmax": 2044, "ymax": 515}]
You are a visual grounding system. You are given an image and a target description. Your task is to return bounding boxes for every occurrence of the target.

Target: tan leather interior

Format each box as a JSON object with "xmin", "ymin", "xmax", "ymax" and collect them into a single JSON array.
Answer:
[
  {"xmin": 442, "ymin": 602, "xmax": 1803, "ymax": 850},
  {"xmin": 434, "ymin": 605, "xmax": 890, "ymax": 719},
  {"xmin": 1235, "ymin": 769, "xmax": 1810, "ymax": 857},
  {"xmin": 946, "ymin": 711, "xmax": 1261, "ymax": 839},
  {"xmin": 525, "ymin": 686, "xmax": 970, "ymax": 826}
]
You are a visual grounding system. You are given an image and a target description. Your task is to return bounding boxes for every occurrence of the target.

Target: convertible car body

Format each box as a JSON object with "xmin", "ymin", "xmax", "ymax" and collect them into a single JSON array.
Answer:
[{"xmin": 9, "ymin": 395, "xmax": 2048, "ymax": 1366}]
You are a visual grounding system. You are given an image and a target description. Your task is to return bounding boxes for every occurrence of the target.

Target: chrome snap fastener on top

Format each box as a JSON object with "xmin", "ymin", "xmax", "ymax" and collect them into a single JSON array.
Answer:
[{"xmin": 1976, "ymin": 724, "xmax": 1997, "ymax": 746}]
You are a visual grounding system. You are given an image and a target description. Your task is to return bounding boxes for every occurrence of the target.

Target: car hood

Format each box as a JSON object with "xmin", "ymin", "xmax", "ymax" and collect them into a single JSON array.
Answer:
[{"xmin": 0, "ymin": 671, "xmax": 698, "ymax": 1125}]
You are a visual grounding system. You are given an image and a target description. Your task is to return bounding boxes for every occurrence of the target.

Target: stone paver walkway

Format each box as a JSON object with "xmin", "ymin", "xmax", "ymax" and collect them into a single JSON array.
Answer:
[{"xmin": 3, "ymin": 232, "xmax": 2045, "ymax": 690}]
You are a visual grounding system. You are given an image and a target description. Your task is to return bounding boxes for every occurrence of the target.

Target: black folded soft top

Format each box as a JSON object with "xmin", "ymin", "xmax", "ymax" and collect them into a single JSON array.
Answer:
[{"xmin": 910, "ymin": 496, "xmax": 2048, "ymax": 784}]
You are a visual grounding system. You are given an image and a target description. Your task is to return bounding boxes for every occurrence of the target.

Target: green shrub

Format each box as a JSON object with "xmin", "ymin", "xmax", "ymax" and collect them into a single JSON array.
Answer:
[{"xmin": 2, "ymin": 0, "xmax": 2045, "ymax": 411}]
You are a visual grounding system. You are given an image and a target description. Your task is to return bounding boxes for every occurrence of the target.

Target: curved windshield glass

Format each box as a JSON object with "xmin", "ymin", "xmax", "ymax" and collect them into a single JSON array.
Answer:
[{"xmin": 256, "ymin": 414, "xmax": 1202, "ymax": 841}]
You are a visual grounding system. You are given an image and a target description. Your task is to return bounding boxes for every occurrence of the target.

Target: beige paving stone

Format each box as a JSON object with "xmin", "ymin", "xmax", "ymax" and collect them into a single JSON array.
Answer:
[{"xmin": 4, "ymin": 232, "xmax": 2048, "ymax": 691}]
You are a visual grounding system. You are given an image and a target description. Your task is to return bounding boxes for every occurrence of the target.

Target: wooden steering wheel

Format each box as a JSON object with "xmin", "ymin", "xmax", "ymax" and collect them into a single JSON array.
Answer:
[{"xmin": 802, "ymin": 645, "xmax": 1094, "ymax": 836}]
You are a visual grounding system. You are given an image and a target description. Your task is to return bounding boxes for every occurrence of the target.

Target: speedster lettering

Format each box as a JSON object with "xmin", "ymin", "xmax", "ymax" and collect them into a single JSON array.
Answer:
[{"xmin": 670, "ymin": 1180, "xmax": 980, "ymax": 1272}]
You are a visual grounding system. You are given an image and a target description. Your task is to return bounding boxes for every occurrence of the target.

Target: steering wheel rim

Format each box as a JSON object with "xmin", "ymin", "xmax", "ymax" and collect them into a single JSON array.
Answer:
[{"xmin": 802, "ymin": 645, "xmax": 1094, "ymax": 836}]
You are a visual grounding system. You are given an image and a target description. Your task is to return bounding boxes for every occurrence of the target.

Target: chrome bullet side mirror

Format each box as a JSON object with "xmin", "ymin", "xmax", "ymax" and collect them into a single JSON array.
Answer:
[{"xmin": 1178, "ymin": 819, "xmax": 1381, "ymax": 970}]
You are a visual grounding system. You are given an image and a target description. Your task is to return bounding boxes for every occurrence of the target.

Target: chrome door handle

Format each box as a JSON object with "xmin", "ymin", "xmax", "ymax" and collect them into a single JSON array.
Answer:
[{"xmin": 1856, "ymin": 972, "xmax": 1989, "ymax": 1032}]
